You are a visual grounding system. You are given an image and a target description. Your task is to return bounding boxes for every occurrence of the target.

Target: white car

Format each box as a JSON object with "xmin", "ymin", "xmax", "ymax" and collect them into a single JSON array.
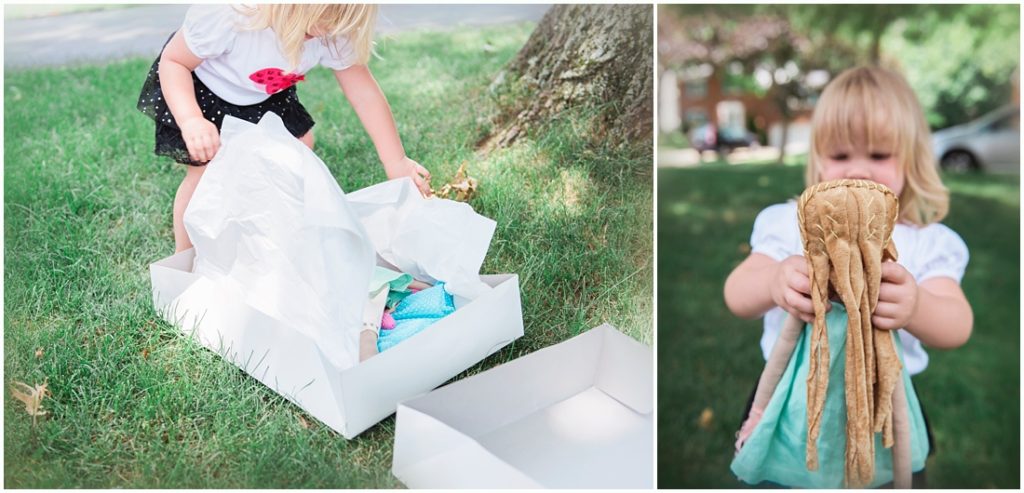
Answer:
[{"xmin": 932, "ymin": 105, "xmax": 1020, "ymax": 173}]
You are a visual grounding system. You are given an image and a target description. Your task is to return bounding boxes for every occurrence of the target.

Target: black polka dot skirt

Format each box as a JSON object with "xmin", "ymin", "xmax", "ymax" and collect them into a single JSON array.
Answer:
[{"xmin": 136, "ymin": 33, "xmax": 316, "ymax": 166}]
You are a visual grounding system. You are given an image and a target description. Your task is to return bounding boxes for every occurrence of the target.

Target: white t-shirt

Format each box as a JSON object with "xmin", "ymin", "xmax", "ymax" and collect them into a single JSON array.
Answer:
[
  {"xmin": 181, "ymin": 4, "xmax": 357, "ymax": 106},
  {"xmin": 750, "ymin": 201, "xmax": 969, "ymax": 375}
]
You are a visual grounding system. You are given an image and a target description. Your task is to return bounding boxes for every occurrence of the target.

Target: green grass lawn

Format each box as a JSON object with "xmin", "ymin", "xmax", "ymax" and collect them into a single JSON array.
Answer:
[
  {"xmin": 657, "ymin": 165, "xmax": 1019, "ymax": 488},
  {"xmin": 4, "ymin": 24, "xmax": 653, "ymax": 488}
]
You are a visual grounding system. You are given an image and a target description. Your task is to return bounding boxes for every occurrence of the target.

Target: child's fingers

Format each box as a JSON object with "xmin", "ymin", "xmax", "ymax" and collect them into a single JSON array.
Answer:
[
  {"xmin": 209, "ymin": 135, "xmax": 221, "ymax": 160},
  {"xmin": 199, "ymin": 134, "xmax": 218, "ymax": 163},
  {"xmin": 203, "ymin": 134, "xmax": 217, "ymax": 162},
  {"xmin": 872, "ymin": 314, "xmax": 901, "ymax": 330},
  {"xmin": 415, "ymin": 163, "xmax": 431, "ymax": 181},
  {"xmin": 873, "ymin": 301, "xmax": 903, "ymax": 320},
  {"xmin": 791, "ymin": 257, "xmax": 809, "ymax": 275},
  {"xmin": 784, "ymin": 289, "xmax": 814, "ymax": 317},
  {"xmin": 791, "ymin": 310, "xmax": 814, "ymax": 324},
  {"xmin": 878, "ymin": 279, "xmax": 913, "ymax": 304},
  {"xmin": 412, "ymin": 174, "xmax": 432, "ymax": 197},
  {"xmin": 185, "ymin": 140, "xmax": 202, "ymax": 163},
  {"xmin": 881, "ymin": 261, "xmax": 912, "ymax": 285},
  {"xmin": 188, "ymin": 136, "xmax": 208, "ymax": 163},
  {"xmin": 194, "ymin": 138, "xmax": 208, "ymax": 163},
  {"xmin": 789, "ymin": 271, "xmax": 811, "ymax": 295}
]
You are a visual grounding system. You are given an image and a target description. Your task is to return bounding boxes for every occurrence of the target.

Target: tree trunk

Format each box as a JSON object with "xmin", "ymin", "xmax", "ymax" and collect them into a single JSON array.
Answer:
[
  {"xmin": 869, "ymin": 29, "xmax": 882, "ymax": 65},
  {"xmin": 772, "ymin": 86, "xmax": 793, "ymax": 164},
  {"xmin": 777, "ymin": 116, "xmax": 789, "ymax": 164},
  {"xmin": 482, "ymin": 5, "xmax": 653, "ymax": 150}
]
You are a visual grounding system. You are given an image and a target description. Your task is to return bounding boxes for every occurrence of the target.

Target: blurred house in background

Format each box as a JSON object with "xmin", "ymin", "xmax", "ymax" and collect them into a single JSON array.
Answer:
[
  {"xmin": 659, "ymin": 4, "xmax": 1020, "ymax": 171},
  {"xmin": 672, "ymin": 63, "xmax": 819, "ymax": 156}
]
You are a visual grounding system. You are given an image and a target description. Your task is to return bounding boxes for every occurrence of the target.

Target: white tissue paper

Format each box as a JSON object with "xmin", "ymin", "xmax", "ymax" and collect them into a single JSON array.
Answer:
[
  {"xmin": 347, "ymin": 178, "xmax": 496, "ymax": 300},
  {"xmin": 182, "ymin": 113, "xmax": 499, "ymax": 371},
  {"xmin": 183, "ymin": 114, "xmax": 375, "ymax": 370}
]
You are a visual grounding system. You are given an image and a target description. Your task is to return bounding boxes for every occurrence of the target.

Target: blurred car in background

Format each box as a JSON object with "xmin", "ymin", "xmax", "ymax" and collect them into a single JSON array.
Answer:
[
  {"xmin": 932, "ymin": 105, "xmax": 1020, "ymax": 173},
  {"xmin": 688, "ymin": 123, "xmax": 760, "ymax": 155}
]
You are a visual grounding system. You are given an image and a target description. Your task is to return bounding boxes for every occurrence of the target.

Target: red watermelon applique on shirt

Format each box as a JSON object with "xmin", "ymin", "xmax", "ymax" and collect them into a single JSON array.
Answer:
[{"xmin": 249, "ymin": 68, "xmax": 306, "ymax": 95}]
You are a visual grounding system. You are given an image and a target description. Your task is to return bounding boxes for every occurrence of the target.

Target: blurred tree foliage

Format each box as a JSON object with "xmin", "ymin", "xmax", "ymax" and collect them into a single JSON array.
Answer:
[
  {"xmin": 884, "ymin": 4, "xmax": 1019, "ymax": 129},
  {"xmin": 660, "ymin": 4, "xmax": 1019, "ymax": 131}
]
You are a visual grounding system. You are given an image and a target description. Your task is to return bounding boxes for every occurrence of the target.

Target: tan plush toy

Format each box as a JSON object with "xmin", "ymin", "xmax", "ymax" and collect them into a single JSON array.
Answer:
[{"xmin": 741, "ymin": 179, "xmax": 911, "ymax": 488}]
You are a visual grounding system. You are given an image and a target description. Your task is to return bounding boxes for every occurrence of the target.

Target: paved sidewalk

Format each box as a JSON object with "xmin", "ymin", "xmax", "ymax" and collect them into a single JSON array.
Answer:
[{"xmin": 4, "ymin": 4, "xmax": 550, "ymax": 69}]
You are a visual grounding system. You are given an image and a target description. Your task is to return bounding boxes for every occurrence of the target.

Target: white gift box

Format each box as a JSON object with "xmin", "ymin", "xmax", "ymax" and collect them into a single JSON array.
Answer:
[
  {"xmin": 149, "ymin": 113, "xmax": 523, "ymax": 439},
  {"xmin": 150, "ymin": 249, "xmax": 523, "ymax": 439},
  {"xmin": 391, "ymin": 323, "xmax": 653, "ymax": 489}
]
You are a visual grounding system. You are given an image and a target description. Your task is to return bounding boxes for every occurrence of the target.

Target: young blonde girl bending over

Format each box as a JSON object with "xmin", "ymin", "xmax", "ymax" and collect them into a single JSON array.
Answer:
[
  {"xmin": 724, "ymin": 66, "xmax": 973, "ymax": 485},
  {"xmin": 137, "ymin": 4, "xmax": 432, "ymax": 252}
]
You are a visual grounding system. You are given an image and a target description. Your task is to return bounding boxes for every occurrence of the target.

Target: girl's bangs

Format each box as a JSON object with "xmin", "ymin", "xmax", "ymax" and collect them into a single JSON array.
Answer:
[{"xmin": 813, "ymin": 79, "xmax": 903, "ymax": 158}]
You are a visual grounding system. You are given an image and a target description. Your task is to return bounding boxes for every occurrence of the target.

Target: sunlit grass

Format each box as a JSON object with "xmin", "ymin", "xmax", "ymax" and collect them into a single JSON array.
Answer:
[{"xmin": 4, "ymin": 23, "xmax": 652, "ymax": 488}]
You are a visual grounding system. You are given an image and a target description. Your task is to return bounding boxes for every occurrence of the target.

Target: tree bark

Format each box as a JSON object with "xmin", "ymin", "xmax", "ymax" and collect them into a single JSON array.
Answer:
[
  {"xmin": 777, "ymin": 116, "xmax": 790, "ymax": 164},
  {"xmin": 482, "ymin": 5, "xmax": 653, "ymax": 150}
]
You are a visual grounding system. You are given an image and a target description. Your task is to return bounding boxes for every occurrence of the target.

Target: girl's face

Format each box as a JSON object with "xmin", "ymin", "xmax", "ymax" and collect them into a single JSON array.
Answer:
[{"xmin": 819, "ymin": 144, "xmax": 904, "ymax": 196}]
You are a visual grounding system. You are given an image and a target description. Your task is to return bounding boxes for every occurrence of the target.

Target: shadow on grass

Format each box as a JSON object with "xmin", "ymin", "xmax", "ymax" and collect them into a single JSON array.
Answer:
[{"xmin": 657, "ymin": 165, "xmax": 1019, "ymax": 488}]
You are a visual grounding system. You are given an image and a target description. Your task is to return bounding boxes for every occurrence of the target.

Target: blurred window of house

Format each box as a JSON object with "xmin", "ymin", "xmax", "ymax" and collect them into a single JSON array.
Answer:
[
  {"xmin": 717, "ymin": 101, "xmax": 746, "ymax": 132},
  {"xmin": 684, "ymin": 108, "xmax": 708, "ymax": 132},
  {"xmin": 685, "ymin": 78, "xmax": 707, "ymax": 100},
  {"xmin": 682, "ymin": 63, "xmax": 713, "ymax": 100}
]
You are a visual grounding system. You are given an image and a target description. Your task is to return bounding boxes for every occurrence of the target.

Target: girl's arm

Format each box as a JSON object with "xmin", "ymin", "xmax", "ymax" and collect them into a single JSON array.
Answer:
[
  {"xmin": 874, "ymin": 263, "xmax": 973, "ymax": 348},
  {"xmin": 906, "ymin": 278, "xmax": 973, "ymax": 348},
  {"xmin": 333, "ymin": 65, "xmax": 431, "ymax": 196},
  {"xmin": 159, "ymin": 30, "xmax": 221, "ymax": 163},
  {"xmin": 724, "ymin": 253, "xmax": 818, "ymax": 323}
]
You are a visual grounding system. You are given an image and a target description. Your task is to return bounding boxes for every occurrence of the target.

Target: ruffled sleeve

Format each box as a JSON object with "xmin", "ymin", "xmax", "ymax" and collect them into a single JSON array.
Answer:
[
  {"xmin": 915, "ymin": 223, "xmax": 969, "ymax": 283},
  {"xmin": 181, "ymin": 5, "xmax": 241, "ymax": 59},
  {"xmin": 750, "ymin": 202, "xmax": 801, "ymax": 262},
  {"xmin": 318, "ymin": 37, "xmax": 357, "ymax": 70}
]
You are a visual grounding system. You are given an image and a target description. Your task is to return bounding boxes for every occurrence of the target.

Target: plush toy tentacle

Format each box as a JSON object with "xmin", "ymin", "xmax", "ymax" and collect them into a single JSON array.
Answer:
[
  {"xmin": 892, "ymin": 374, "xmax": 912, "ymax": 489},
  {"xmin": 736, "ymin": 313, "xmax": 805, "ymax": 453},
  {"xmin": 755, "ymin": 313, "xmax": 805, "ymax": 410}
]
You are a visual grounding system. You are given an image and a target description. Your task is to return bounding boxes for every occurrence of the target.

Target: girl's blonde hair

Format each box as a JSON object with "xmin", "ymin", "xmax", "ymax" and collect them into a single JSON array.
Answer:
[
  {"xmin": 237, "ymin": 4, "xmax": 377, "ymax": 72},
  {"xmin": 806, "ymin": 66, "xmax": 948, "ymax": 226}
]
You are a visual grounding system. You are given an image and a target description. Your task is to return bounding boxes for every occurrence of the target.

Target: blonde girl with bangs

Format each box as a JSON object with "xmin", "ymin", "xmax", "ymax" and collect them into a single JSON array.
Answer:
[
  {"xmin": 724, "ymin": 66, "xmax": 972, "ymax": 485},
  {"xmin": 137, "ymin": 4, "xmax": 432, "ymax": 252}
]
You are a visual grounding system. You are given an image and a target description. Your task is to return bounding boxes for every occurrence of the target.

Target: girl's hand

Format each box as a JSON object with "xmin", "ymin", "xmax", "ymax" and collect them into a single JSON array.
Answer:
[
  {"xmin": 179, "ymin": 116, "xmax": 221, "ymax": 163},
  {"xmin": 873, "ymin": 261, "xmax": 919, "ymax": 330},
  {"xmin": 384, "ymin": 156, "xmax": 432, "ymax": 197},
  {"xmin": 770, "ymin": 255, "xmax": 826, "ymax": 324}
]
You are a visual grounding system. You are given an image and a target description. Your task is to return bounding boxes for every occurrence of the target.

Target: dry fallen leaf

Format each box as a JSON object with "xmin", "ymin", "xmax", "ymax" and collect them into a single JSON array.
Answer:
[
  {"xmin": 434, "ymin": 161, "xmax": 479, "ymax": 202},
  {"xmin": 698, "ymin": 407, "xmax": 714, "ymax": 430},
  {"xmin": 722, "ymin": 209, "xmax": 738, "ymax": 224},
  {"xmin": 34, "ymin": 348, "xmax": 43, "ymax": 359},
  {"xmin": 141, "ymin": 348, "xmax": 150, "ymax": 359},
  {"xmin": 10, "ymin": 380, "xmax": 51, "ymax": 424}
]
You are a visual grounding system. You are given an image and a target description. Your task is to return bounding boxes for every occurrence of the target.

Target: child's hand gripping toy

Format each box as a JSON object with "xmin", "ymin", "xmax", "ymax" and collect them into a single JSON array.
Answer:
[{"xmin": 732, "ymin": 179, "xmax": 928, "ymax": 488}]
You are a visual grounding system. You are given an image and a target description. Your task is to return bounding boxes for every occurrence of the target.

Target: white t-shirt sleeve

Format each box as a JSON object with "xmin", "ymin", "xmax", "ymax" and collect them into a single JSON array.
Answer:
[
  {"xmin": 182, "ymin": 5, "xmax": 241, "ymax": 59},
  {"xmin": 750, "ymin": 202, "xmax": 800, "ymax": 261},
  {"xmin": 318, "ymin": 37, "xmax": 358, "ymax": 70},
  {"xmin": 915, "ymin": 224, "xmax": 969, "ymax": 283}
]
